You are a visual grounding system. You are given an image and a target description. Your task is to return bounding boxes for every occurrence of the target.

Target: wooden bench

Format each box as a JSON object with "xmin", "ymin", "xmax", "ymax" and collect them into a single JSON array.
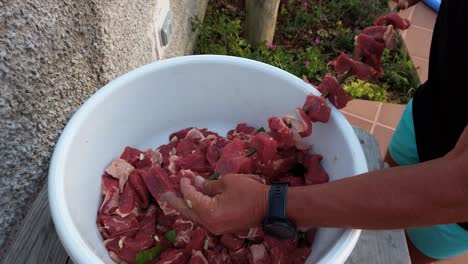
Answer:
[{"xmin": 1, "ymin": 128, "xmax": 410, "ymax": 264}]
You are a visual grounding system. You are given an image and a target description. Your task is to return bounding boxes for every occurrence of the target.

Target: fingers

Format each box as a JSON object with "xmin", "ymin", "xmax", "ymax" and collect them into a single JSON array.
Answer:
[
  {"xmin": 161, "ymin": 192, "xmax": 199, "ymax": 222},
  {"xmin": 200, "ymin": 177, "xmax": 224, "ymax": 196},
  {"xmin": 180, "ymin": 178, "xmax": 217, "ymax": 211},
  {"xmin": 398, "ymin": 0, "xmax": 410, "ymax": 9}
]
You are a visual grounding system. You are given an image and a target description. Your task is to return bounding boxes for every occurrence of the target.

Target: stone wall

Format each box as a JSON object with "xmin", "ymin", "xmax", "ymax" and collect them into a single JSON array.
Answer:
[{"xmin": 0, "ymin": 0, "xmax": 207, "ymax": 256}]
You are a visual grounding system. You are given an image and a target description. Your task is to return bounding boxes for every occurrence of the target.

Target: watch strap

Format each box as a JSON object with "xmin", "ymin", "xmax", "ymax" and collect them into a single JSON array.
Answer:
[{"xmin": 267, "ymin": 183, "xmax": 288, "ymax": 220}]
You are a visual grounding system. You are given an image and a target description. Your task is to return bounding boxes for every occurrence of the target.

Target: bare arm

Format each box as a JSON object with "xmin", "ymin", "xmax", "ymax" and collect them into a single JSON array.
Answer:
[{"xmin": 167, "ymin": 126, "xmax": 468, "ymax": 234}]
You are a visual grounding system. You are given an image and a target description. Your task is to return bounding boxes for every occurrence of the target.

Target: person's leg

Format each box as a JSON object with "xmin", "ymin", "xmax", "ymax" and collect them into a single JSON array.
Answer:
[{"xmin": 406, "ymin": 232, "xmax": 437, "ymax": 264}]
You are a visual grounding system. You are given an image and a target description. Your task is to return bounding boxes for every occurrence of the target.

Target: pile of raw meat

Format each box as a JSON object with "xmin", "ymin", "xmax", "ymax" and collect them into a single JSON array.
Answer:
[{"xmin": 97, "ymin": 12, "xmax": 410, "ymax": 264}]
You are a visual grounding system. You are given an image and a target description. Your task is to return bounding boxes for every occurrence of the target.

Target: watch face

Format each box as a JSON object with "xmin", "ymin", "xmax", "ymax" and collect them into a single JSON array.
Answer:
[{"xmin": 264, "ymin": 222, "xmax": 296, "ymax": 240}]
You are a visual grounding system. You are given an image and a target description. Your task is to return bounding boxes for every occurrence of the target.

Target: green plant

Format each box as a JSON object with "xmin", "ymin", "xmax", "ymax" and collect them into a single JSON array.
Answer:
[
  {"xmin": 328, "ymin": 0, "xmax": 389, "ymax": 28},
  {"xmin": 192, "ymin": 13, "xmax": 251, "ymax": 57},
  {"xmin": 193, "ymin": 0, "xmax": 419, "ymax": 103},
  {"xmin": 320, "ymin": 20, "xmax": 356, "ymax": 57},
  {"xmin": 344, "ymin": 79, "xmax": 388, "ymax": 102},
  {"xmin": 381, "ymin": 46, "xmax": 419, "ymax": 103}
]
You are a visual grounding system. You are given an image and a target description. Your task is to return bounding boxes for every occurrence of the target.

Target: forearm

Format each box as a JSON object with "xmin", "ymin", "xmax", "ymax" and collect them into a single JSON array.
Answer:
[{"xmin": 287, "ymin": 155, "xmax": 468, "ymax": 229}]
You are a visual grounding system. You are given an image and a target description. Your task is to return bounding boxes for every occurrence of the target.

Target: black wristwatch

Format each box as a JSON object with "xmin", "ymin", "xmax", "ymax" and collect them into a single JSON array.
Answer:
[{"xmin": 262, "ymin": 183, "xmax": 297, "ymax": 239}]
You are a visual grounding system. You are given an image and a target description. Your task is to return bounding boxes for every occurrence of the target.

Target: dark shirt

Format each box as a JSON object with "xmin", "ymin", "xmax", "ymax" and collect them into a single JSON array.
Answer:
[{"xmin": 412, "ymin": 0, "xmax": 468, "ymax": 229}]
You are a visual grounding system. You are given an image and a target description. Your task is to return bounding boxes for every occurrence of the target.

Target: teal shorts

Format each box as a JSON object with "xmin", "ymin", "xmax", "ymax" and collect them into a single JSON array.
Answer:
[{"xmin": 388, "ymin": 99, "xmax": 468, "ymax": 259}]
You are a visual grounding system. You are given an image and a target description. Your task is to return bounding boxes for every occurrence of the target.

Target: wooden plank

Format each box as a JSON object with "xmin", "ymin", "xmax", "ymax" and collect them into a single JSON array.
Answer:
[
  {"xmin": 345, "ymin": 128, "xmax": 410, "ymax": 264},
  {"xmin": 1, "ymin": 185, "xmax": 69, "ymax": 264},
  {"xmin": 353, "ymin": 127, "xmax": 386, "ymax": 172},
  {"xmin": 346, "ymin": 230, "xmax": 410, "ymax": 264}
]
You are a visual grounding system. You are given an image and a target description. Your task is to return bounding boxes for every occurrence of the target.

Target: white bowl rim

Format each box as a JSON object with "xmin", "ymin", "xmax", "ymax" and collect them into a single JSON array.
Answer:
[{"xmin": 48, "ymin": 55, "xmax": 365, "ymax": 264}]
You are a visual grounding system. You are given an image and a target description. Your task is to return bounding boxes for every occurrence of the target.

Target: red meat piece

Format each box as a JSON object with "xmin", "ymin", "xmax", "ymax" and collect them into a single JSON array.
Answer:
[
  {"xmin": 289, "ymin": 247, "xmax": 311, "ymax": 264},
  {"xmin": 304, "ymin": 154, "xmax": 329, "ymax": 185},
  {"xmin": 220, "ymin": 233, "xmax": 244, "ymax": 250},
  {"xmin": 215, "ymin": 138, "xmax": 252, "ymax": 175},
  {"xmin": 355, "ymin": 34, "xmax": 385, "ymax": 77},
  {"xmin": 104, "ymin": 237, "xmax": 135, "ymax": 264},
  {"xmin": 228, "ymin": 123, "xmax": 257, "ymax": 140},
  {"xmin": 173, "ymin": 218, "xmax": 195, "ymax": 248},
  {"xmin": 99, "ymin": 174, "xmax": 120, "ymax": 214},
  {"xmin": 158, "ymin": 213, "xmax": 177, "ymax": 229},
  {"xmin": 264, "ymin": 235, "xmax": 297, "ymax": 250},
  {"xmin": 128, "ymin": 169, "xmax": 150, "ymax": 209},
  {"xmin": 374, "ymin": 12, "xmax": 410, "ymax": 30},
  {"xmin": 264, "ymin": 235, "xmax": 297, "ymax": 262},
  {"xmin": 141, "ymin": 167, "xmax": 174, "ymax": 199},
  {"xmin": 145, "ymin": 148, "xmax": 163, "ymax": 167},
  {"xmin": 156, "ymin": 249, "xmax": 189, "ymax": 264},
  {"xmin": 115, "ymin": 182, "xmax": 139, "ymax": 218},
  {"xmin": 185, "ymin": 128, "xmax": 206, "ymax": 141},
  {"xmin": 256, "ymin": 150, "xmax": 296, "ymax": 179},
  {"xmin": 141, "ymin": 167, "xmax": 179, "ymax": 216},
  {"xmin": 268, "ymin": 117, "xmax": 295, "ymax": 149},
  {"xmin": 106, "ymin": 158, "xmax": 135, "ymax": 192},
  {"xmin": 362, "ymin": 25, "xmax": 397, "ymax": 50},
  {"xmin": 249, "ymin": 244, "xmax": 272, "ymax": 264},
  {"xmin": 188, "ymin": 251, "xmax": 209, "ymax": 264},
  {"xmin": 302, "ymin": 94, "xmax": 331, "ymax": 123},
  {"xmin": 169, "ymin": 127, "xmax": 194, "ymax": 141},
  {"xmin": 175, "ymin": 152, "xmax": 210, "ymax": 173},
  {"xmin": 318, "ymin": 75, "xmax": 352, "ymax": 109},
  {"xmin": 332, "ymin": 53, "xmax": 377, "ymax": 81},
  {"xmin": 251, "ymin": 132, "xmax": 278, "ymax": 164},
  {"xmin": 186, "ymin": 226, "xmax": 207, "ymax": 252},
  {"xmin": 139, "ymin": 205, "xmax": 158, "ymax": 228},
  {"xmin": 120, "ymin": 146, "xmax": 152, "ymax": 169},
  {"xmin": 157, "ymin": 143, "xmax": 178, "ymax": 167},
  {"xmin": 230, "ymin": 248, "xmax": 249, "ymax": 264},
  {"xmin": 200, "ymin": 128, "xmax": 220, "ymax": 138},
  {"xmin": 98, "ymin": 214, "xmax": 139, "ymax": 239},
  {"xmin": 176, "ymin": 139, "xmax": 198, "ymax": 157},
  {"xmin": 206, "ymin": 138, "xmax": 230, "ymax": 169},
  {"xmin": 283, "ymin": 108, "xmax": 312, "ymax": 137},
  {"xmin": 205, "ymin": 250, "xmax": 230, "ymax": 264}
]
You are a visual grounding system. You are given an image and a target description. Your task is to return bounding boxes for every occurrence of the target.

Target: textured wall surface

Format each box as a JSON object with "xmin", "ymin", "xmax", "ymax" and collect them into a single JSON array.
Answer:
[{"xmin": 0, "ymin": 0, "xmax": 206, "ymax": 256}]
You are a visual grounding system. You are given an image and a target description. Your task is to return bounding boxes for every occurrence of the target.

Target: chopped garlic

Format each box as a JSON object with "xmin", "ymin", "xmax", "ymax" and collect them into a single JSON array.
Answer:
[
  {"xmin": 203, "ymin": 238, "xmax": 209, "ymax": 251},
  {"xmin": 191, "ymin": 150, "xmax": 196, "ymax": 154},
  {"xmin": 171, "ymin": 136, "xmax": 178, "ymax": 142},
  {"xmin": 118, "ymin": 237, "xmax": 125, "ymax": 249},
  {"xmin": 139, "ymin": 153, "xmax": 145, "ymax": 160},
  {"xmin": 154, "ymin": 235, "xmax": 160, "ymax": 242},
  {"xmin": 186, "ymin": 199, "xmax": 193, "ymax": 209}
]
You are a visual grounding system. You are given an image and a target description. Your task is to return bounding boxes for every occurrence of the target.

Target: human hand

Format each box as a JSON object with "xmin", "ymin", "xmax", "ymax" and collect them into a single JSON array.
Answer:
[
  {"xmin": 392, "ymin": 0, "xmax": 421, "ymax": 10},
  {"xmin": 163, "ymin": 174, "xmax": 269, "ymax": 235}
]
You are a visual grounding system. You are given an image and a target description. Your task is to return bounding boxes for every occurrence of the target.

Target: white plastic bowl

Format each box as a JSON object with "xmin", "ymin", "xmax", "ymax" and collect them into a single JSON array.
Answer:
[{"xmin": 49, "ymin": 55, "xmax": 367, "ymax": 264}]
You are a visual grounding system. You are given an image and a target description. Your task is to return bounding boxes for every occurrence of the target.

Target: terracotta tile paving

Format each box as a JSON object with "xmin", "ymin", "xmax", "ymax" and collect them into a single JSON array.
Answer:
[{"xmin": 341, "ymin": 99, "xmax": 402, "ymax": 158}]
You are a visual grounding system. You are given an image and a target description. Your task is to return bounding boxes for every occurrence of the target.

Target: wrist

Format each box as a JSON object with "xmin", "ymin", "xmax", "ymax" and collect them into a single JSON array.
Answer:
[
  {"xmin": 258, "ymin": 184, "xmax": 269, "ymax": 225},
  {"xmin": 286, "ymin": 186, "xmax": 299, "ymax": 225}
]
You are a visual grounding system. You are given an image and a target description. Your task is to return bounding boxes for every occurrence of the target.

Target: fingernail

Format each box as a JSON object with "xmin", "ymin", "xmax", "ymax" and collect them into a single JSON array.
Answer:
[{"xmin": 195, "ymin": 176, "xmax": 205, "ymax": 189}]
